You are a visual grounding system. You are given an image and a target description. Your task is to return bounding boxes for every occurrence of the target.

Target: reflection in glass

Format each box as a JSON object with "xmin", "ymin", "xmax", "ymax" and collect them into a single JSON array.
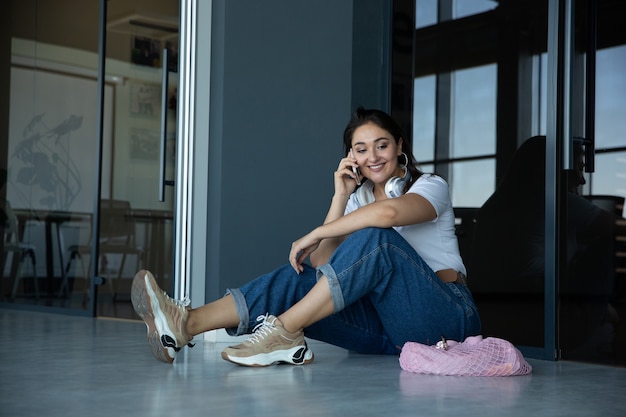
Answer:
[
  {"xmin": 533, "ymin": 53, "xmax": 548, "ymax": 137},
  {"xmin": 412, "ymin": 76, "xmax": 436, "ymax": 162},
  {"xmin": 2, "ymin": 0, "xmax": 179, "ymax": 319},
  {"xmin": 409, "ymin": 0, "xmax": 626, "ymax": 366},
  {"xmin": 560, "ymin": 191, "xmax": 623, "ymax": 363},
  {"xmin": 451, "ymin": 65, "xmax": 496, "ymax": 158},
  {"xmin": 591, "ymin": 153, "xmax": 626, "ymax": 199},
  {"xmin": 566, "ymin": 87, "xmax": 626, "ymax": 363},
  {"xmin": 2, "ymin": 1, "xmax": 100, "ymax": 311},
  {"xmin": 450, "ymin": 160, "xmax": 495, "ymax": 207},
  {"xmin": 453, "ymin": 0, "xmax": 497, "ymax": 20},
  {"xmin": 100, "ymin": 0, "xmax": 179, "ymax": 319},
  {"xmin": 596, "ymin": 46, "xmax": 626, "ymax": 149},
  {"xmin": 561, "ymin": 144, "xmax": 624, "ymax": 362},
  {"xmin": 559, "ymin": 44, "xmax": 626, "ymax": 364},
  {"xmin": 469, "ymin": 137, "xmax": 547, "ymax": 348}
]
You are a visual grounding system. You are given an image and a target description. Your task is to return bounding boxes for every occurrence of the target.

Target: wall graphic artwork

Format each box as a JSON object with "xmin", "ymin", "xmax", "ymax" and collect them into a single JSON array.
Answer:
[{"xmin": 8, "ymin": 67, "xmax": 113, "ymax": 212}]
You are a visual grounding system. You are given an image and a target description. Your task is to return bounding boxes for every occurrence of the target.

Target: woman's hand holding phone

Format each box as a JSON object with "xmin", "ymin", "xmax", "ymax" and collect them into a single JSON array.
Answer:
[
  {"xmin": 333, "ymin": 149, "xmax": 361, "ymax": 198},
  {"xmin": 349, "ymin": 149, "xmax": 361, "ymax": 185}
]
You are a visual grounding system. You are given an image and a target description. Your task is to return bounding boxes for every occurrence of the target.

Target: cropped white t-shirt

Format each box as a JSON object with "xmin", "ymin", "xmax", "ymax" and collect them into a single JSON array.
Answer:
[{"xmin": 345, "ymin": 174, "xmax": 466, "ymax": 276}]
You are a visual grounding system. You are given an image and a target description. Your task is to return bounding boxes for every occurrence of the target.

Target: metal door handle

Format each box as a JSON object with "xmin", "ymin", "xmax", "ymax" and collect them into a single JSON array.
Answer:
[{"xmin": 159, "ymin": 47, "xmax": 172, "ymax": 202}]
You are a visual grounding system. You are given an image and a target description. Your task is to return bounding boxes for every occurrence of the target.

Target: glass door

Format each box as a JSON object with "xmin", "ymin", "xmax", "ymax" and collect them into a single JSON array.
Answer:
[
  {"xmin": 404, "ymin": 0, "xmax": 626, "ymax": 365},
  {"xmin": 406, "ymin": 0, "xmax": 553, "ymax": 358},
  {"xmin": 2, "ymin": 0, "xmax": 101, "ymax": 313},
  {"xmin": 557, "ymin": 0, "xmax": 626, "ymax": 365},
  {"xmin": 2, "ymin": 0, "xmax": 180, "ymax": 319},
  {"xmin": 92, "ymin": 0, "xmax": 180, "ymax": 319}
]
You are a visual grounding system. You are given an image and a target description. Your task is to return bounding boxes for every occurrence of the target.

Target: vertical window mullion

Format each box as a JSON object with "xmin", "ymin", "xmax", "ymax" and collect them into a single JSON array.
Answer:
[
  {"xmin": 435, "ymin": 72, "xmax": 452, "ymax": 179},
  {"xmin": 434, "ymin": 0, "xmax": 453, "ymax": 180}
]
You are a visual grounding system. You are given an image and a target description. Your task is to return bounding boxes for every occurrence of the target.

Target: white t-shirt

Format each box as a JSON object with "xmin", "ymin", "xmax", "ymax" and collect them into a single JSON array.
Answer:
[{"xmin": 345, "ymin": 174, "xmax": 466, "ymax": 275}]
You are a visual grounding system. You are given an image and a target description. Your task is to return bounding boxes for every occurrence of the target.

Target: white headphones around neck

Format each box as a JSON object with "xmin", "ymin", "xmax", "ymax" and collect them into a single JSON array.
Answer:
[{"xmin": 354, "ymin": 153, "xmax": 411, "ymax": 208}]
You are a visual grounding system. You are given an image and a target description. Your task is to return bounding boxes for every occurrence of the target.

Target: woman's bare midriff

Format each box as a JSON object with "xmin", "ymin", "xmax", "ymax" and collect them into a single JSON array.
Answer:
[{"xmin": 436, "ymin": 268, "xmax": 462, "ymax": 283}]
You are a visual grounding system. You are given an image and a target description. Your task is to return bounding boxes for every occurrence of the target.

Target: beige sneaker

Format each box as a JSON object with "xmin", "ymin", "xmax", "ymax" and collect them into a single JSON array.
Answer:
[
  {"xmin": 131, "ymin": 270, "xmax": 194, "ymax": 363},
  {"xmin": 221, "ymin": 314, "xmax": 314, "ymax": 367}
]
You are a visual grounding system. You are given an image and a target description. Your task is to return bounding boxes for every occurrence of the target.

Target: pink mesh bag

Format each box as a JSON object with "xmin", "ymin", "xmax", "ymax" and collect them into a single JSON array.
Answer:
[{"xmin": 399, "ymin": 335, "xmax": 532, "ymax": 377}]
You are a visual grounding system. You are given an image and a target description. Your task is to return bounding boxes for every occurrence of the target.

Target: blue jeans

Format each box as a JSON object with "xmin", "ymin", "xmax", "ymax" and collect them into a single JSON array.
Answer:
[{"xmin": 226, "ymin": 227, "xmax": 481, "ymax": 354}]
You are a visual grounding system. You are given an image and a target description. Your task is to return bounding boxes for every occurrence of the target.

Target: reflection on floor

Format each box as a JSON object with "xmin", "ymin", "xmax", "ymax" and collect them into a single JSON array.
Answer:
[
  {"xmin": 2, "ymin": 308, "xmax": 625, "ymax": 417},
  {"xmin": 2, "ymin": 274, "xmax": 162, "ymax": 321}
]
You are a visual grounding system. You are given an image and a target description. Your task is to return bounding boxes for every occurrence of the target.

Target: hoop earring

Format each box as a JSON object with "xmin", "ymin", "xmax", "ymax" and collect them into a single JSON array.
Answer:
[
  {"xmin": 399, "ymin": 152, "xmax": 409, "ymax": 169},
  {"xmin": 384, "ymin": 153, "xmax": 411, "ymax": 199}
]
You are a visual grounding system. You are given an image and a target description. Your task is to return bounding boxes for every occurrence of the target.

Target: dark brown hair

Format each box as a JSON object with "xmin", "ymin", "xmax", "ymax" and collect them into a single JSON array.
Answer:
[{"xmin": 342, "ymin": 107, "xmax": 422, "ymax": 190}]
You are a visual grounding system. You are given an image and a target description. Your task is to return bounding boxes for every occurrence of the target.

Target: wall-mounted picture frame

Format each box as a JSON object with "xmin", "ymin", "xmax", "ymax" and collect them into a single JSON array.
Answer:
[
  {"xmin": 129, "ymin": 127, "xmax": 159, "ymax": 161},
  {"xmin": 129, "ymin": 82, "xmax": 160, "ymax": 118},
  {"xmin": 131, "ymin": 36, "xmax": 161, "ymax": 68}
]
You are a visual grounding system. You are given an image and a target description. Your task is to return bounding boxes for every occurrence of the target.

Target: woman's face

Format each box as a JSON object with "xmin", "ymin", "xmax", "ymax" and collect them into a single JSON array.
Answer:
[{"xmin": 351, "ymin": 122, "xmax": 404, "ymax": 185}]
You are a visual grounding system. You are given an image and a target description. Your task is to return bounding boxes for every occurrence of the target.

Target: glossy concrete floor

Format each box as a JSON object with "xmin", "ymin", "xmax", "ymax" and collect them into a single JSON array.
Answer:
[{"xmin": 1, "ymin": 308, "xmax": 625, "ymax": 417}]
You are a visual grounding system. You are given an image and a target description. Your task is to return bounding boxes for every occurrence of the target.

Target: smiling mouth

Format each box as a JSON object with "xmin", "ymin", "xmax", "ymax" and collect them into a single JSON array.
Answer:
[{"xmin": 368, "ymin": 163, "xmax": 385, "ymax": 171}]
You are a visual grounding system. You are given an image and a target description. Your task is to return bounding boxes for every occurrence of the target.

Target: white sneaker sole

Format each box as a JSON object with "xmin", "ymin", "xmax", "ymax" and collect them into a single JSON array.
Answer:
[
  {"xmin": 131, "ymin": 271, "xmax": 178, "ymax": 363},
  {"xmin": 221, "ymin": 345, "xmax": 314, "ymax": 367}
]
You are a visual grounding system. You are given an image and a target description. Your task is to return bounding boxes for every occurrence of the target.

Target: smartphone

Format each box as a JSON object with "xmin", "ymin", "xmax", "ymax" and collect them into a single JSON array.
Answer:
[{"xmin": 349, "ymin": 149, "xmax": 361, "ymax": 185}]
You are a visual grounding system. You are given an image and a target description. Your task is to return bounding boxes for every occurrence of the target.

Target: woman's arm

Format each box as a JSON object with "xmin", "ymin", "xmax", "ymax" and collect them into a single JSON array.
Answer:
[
  {"xmin": 308, "ymin": 152, "xmax": 362, "ymax": 267},
  {"xmin": 309, "ymin": 194, "xmax": 351, "ymax": 267},
  {"xmin": 291, "ymin": 192, "xmax": 436, "ymax": 273}
]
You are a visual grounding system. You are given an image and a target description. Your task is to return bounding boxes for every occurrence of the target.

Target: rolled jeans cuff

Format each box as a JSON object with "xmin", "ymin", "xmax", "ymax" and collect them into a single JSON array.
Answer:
[
  {"xmin": 224, "ymin": 288, "xmax": 250, "ymax": 336},
  {"xmin": 316, "ymin": 263, "xmax": 345, "ymax": 312}
]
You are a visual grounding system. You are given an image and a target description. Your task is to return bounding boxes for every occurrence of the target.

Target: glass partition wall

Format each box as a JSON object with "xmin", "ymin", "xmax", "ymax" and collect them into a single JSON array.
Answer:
[
  {"xmin": 399, "ymin": 0, "xmax": 626, "ymax": 365},
  {"xmin": 99, "ymin": 0, "xmax": 179, "ymax": 318},
  {"xmin": 2, "ymin": 0, "xmax": 180, "ymax": 319},
  {"xmin": 559, "ymin": 0, "xmax": 626, "ymax": 365},
  {"xmin": 2, "ymin": 0, "xmax": 101, "ymax": 314}
]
